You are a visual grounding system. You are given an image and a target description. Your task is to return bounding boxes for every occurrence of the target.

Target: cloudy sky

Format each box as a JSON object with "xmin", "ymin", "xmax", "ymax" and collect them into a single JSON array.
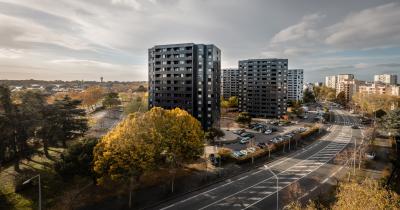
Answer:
[{"xmin": 0, "ymin": 0, "xmax": 399, "ymax": 82}]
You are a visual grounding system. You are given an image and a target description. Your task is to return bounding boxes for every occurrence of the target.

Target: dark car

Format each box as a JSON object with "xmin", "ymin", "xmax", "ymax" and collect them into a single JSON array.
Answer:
[
  {"xmin": 257, "ymin": 142, "xmax": 266, "ymax": 149},
  {"xmin": 351, "ymin": 125, "xmax": 359, "ymax": 129}
]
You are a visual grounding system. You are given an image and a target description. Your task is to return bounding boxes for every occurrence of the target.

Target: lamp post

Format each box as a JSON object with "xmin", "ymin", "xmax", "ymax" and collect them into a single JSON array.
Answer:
[
  {"xmin": 264, "ymin": 165, "xmax": 278, "ymax": 210},
  {"xmin": 23, "ymin": 174, "xmax": 41, "ymax": 210}
]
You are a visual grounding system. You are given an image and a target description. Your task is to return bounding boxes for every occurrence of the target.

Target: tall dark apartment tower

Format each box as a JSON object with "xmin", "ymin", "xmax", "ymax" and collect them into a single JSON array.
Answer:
[
  {"xmin": 148, "ymin": 43, "xmax": 221, "ymax": 129},
  {"xmin": 238, "ymin": 58, "xmax": 288, "ymax": 118}
]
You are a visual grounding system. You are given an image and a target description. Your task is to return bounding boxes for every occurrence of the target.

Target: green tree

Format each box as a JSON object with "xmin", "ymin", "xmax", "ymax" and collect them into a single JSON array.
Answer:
[
  {"xmin": 336, "ymin": 91, "xmax": 347, "ymax": 106},
  {"xmin": 102, "ymin": 92, "xmax": 121, "ymax": 108},
  {"xmin": 303, "ymin": 89, "xmax": 315, "ymax": 103},
  {"xmin": 380, "ymin": 109, "xmax": 400, "ymax": 136},
  {"xmin": 205, "ymin": 127, "xmax": 225, "ymax": 144},
  {"xmin": 54, "ymin": 137, "xmax": 98, "ymax": 181},
  {"xmin": 235, "ymin": 112, "xmax": 252, "ymax": 125}
]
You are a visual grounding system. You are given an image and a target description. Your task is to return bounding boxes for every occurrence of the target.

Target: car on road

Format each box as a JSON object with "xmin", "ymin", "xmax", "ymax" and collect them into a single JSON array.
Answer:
[
  {"xmin": 351, "ymin": 125, "xmax": 359, "ymax": 129},
  {"xmin": 240, "ymin": 137, "xmax": 251, "ymax": 144}
]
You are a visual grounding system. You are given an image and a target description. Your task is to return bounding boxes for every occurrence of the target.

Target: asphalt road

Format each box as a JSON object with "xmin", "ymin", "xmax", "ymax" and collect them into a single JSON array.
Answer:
[{"xmin": 154, "ymin": 109, "xmax": 361, "ymax": 210}]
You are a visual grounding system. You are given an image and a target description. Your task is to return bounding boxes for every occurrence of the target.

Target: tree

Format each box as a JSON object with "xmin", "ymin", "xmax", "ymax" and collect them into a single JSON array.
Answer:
[
  {"xmin": 205, "ymin": 127, "xmax": 225, "ymax": 144},
  {"xmin": 336, "ymin": 91, "xmax": 347, "ymax": 106},
  {"xmin": 333, "ymin": 179, "xmax": 400, "ymax": 210},
  {"xmin": 102, "ymin": 92, "xmax": 121, "ymax": 108},
  {"xmin": 54, "ymin": 137, "xmax": 98, "ymax": 181},
  {"xmin": 81, "ymin": 86, "xmax": 105, "ymax": 110},
  {"xmin": 228, "ymin": 96, "xmax": 239, "ymax": 108},
  {"xmin": 0, "ymin": 85, "xmax": 14, "ymax": 167},
  {"xmin": 303, "ymin": 89, "xmax": 315, "ymax": 103},
  {"xmin": 38, "ymin": 95, "xmax": 88, "ymax": 155},
  {"xmin": 313, "ymin": 86, "xmax": 336, "ymax": 102},
  {"xmin": 352, "ymin": 93, "xmax": 398, "ymax": 115},
  {"xmin": 380, "ymin": 109, "xmax": 400, "ymax": 136},
  {"xmin": 136, "ymin": 85, "xmax": 147, "ymax": 92},
  {"xmin": 93, "ymin": 107, "xmax": 204, "ymax": 206},
  {"xmin": 124, "ymin": 96, "xmax": 147, "ymax": 114},
  {"xmin": 235, "ymin": 112, "xmax": 252, "ymax": 125}
]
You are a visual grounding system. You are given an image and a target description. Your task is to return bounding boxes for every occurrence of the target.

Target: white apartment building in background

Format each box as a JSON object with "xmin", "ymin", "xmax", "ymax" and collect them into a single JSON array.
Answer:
[
  {"xmin": 325, "ymin": 75, "xmax": 337, "ymax": 89},
  {"xmin": 374, "ymin": 74, "xmax": 398, "ymax": 85},
  {"xmin": 287, "ymin": 69, "xmax": 304, "ymax": 101}
]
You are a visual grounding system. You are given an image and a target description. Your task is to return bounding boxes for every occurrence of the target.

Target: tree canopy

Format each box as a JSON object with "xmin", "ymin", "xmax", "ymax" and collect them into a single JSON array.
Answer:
[
  {"xmin": 313, "ymin": 86, "xmax": 336, "ymax": 102},
  {"xmin": 93, "ymin": 107, "xmax": 204, "ymax": 185},
  {"xmin": 102, "ymin": 92, "xmax": 121, "ymax": 108}
]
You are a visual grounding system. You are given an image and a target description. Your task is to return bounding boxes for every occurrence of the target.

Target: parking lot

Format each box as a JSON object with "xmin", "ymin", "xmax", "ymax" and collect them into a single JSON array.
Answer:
[{"xmin": 222, "ymin": 122, "xmax": 307, "ymax": 151}]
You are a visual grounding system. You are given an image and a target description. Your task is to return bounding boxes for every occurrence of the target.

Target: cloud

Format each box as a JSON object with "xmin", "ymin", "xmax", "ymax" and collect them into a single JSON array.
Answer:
[
  {"xmin": 111, "ymin": 0, "xmax": 142, "ymax": 10},
  {"xmin": 376, "ymin": 63, "xmax": 400, "ymax": 68},
  {"xmin": 271, "ymin": 13, "xmax": 324, "ymax": 44},
  {"xmin": 0, "ymin": 48, "xmax": 24, "ymax": 59},
  {"xmin": 325, "ymin": 2, "xmax": 400, "ymax": 49},
  {"xmin": 353, "ymin": 63, "xmax": 370, "ymax": 69},
  {"xmin": 0, "ymin": 13, "xmax": 92, "ymax": 51},
  {"xmin": 50, "ymin": 59, "xmax": 118, "ymax": 68}
]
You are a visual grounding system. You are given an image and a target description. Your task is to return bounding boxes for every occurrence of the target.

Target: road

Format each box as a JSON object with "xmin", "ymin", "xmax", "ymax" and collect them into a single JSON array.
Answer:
[{"xmin": 154, "ymin": 109, "xmax": 361, "ymax": 210}]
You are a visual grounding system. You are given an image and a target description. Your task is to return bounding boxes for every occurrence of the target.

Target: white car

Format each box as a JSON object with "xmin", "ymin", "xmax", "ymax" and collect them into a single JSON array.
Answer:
[
  {"xmin": 264, "ymin": 129, "xmax": 272, "ymax": 135},
  {"xmin": 247, "ymin": 147, "xmax": 256, "ymax": 153},
  {"xmin": 240, "ymin": 150, "xmax": 248, "ymax": 156},
  {"xmin": 240, "ymin": 137, "xmax": 251, "ymax": 144}
]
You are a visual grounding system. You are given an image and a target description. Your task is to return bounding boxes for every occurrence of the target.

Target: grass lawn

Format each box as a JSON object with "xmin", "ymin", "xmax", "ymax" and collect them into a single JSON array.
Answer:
[{"xmin": 0, "ymin": 146, "xmax": 92, "ymax": 210}]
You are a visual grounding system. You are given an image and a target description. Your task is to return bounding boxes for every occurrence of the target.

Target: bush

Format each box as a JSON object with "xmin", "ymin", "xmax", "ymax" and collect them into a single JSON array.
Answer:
[
  {"xmin": 235, "ymin": 112, "xmax": 252, "ymax": 125},
  {"xmin": 300, "ymin": 126, "xmax": 321, "ymax": 139}
]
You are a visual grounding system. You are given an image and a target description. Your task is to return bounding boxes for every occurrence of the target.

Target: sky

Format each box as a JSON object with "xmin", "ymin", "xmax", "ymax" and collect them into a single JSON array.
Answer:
[{"xmin": 0, "ymin": 0, "xmax": 399, "ymax": 83}]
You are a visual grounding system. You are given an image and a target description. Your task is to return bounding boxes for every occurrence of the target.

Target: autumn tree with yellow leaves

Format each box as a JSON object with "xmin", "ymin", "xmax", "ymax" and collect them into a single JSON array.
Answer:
[{"xmin": 93, "ymin": 107, "xmax": 204, "ymax": 207}]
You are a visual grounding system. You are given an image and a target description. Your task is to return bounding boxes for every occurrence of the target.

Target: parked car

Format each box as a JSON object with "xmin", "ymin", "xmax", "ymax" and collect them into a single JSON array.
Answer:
[
  {"xmin": 247, "ymin": 147, "xmax": 256, "ymax": 153},
  {"xmin": 257, "ymin": 142, "xmax": 266, "ymax": 149},
  {"xmin": 366, "ymin": 152, "xmax": 376, "ymax": 160},
  {"xmin": 241, "ymin": 132, "xmax": 254, "ymax": 138},
  {"xmin": 264, "ymin": 129, "xmax": 273, "ymax": 135},
  {"xmin": 233, "ymin": 129, "xmax": 246, "ymax": 135},
  {"xmin": 240, "ymin": 137, "xmax": 251, "ymax": 144},
  {"xmin": 232, "ymin": 151, "xmax": 243, "ymax": 158},
  {"xmin": 351, "ymin": 125, "xmax": 359, "ymax": 129},
  {"xmin": 240, "ymin": 150, "xmax": 248, "ymax": 156}
]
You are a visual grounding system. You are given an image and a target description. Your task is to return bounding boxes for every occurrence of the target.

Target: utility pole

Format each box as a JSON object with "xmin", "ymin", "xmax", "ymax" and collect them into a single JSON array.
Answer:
[{"xmin": 23, "ymin": 174, "xmax": 41, "ymax": 210}]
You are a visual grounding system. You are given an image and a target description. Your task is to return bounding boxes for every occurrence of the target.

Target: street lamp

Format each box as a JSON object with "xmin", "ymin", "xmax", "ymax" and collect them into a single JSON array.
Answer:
[
  {"xmin": 264, "ymin": 165, "xmax": 278, "ymax": 210},
  {"xmin": 23, "ymin": 174, "xmax": 41, "ymax": 210}
]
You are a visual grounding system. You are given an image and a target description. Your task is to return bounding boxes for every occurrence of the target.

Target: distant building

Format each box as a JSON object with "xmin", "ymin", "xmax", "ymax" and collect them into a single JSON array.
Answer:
[
  {"xmin": 238, "ymin": 58, "xmax": 288, "ymax": 118},
  {"xmin": 358, "ymin": 82, "xmax": 400, "ymax": 96},
  {"xmin": 148, "ymin": 43, "xmax": 221, "ymax": 129},
  {"xmin": 314, "ymin": 82, "xmax": 323, "ymax": 87},
  {"xmin": 287, "ymin": 69, "xmax": 304, "ymax": 101},
  {"xmin": 374, "ymin": 74, "xmax": 397, "ymax": 85},
  {"xmin": 303, "ymin": 83, "xmax": 315, "ymax": 92},
  {"xmin": 325, "ymin": 75, "xmax": 337, "ymax": 89},
  {"xmin": 221, "ymin": 68, "xmax": 240, "ymax": 99}
]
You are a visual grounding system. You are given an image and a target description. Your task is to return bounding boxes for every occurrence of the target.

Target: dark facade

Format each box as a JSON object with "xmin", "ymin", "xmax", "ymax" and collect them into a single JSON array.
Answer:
[
  {"xmin": 221, "ymin": 68, "xmax": 240, "ymax": 99},
  {"xmin": 148, "ymin": 43, "xmax": 221, "ymax": 129},
  {"xmin": 238, "ymin": 59, "xmax": 288, "ymax": 118}
]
